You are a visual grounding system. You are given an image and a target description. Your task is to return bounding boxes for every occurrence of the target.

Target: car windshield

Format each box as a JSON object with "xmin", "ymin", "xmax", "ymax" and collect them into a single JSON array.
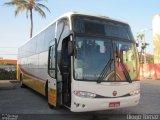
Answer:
[{"xmin": 74, "ymin": 36, "xmax": 139, "ymax": 82}]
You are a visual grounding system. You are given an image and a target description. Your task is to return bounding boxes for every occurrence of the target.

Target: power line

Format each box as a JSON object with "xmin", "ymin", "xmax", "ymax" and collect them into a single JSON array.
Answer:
[
  {"xmin": 0, "ymin": 47, "xmax": 18, "ymax": 48},
  {"xmin": 0, "ymin": 50, "xmax": 16, "ymax": 53},
  {"xmin": 0, "ymin": 54, "xmax": 17, "ymax": 55}
]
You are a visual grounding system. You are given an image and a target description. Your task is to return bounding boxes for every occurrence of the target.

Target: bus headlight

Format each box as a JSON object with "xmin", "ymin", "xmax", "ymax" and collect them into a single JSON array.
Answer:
[
  {"xmin": 74, "ymin": 91, "xmax": 96, "ymax": 98},
  {"xmin": 130, "ymin": 89, "xmax": 140, "ymax": 96}
]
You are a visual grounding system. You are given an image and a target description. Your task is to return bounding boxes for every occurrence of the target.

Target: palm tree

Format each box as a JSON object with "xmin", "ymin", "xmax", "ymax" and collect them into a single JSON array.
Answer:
[
  {"xmin": 4, "ymin": 0, "xmax": 50, "ymax": 38},
  {"xmin": 137, "ymin": 33, "xmax": 149, "ymax": 63},
  {"xmin": 137, "ymin": 33, "xmax": 149, "ymax": 80}
]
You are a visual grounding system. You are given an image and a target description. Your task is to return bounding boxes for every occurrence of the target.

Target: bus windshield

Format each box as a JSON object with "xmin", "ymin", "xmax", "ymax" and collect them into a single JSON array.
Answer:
[
  {"xmin": 72, "ymin": 15, "xmax": 134, "ymax": 40},
  {"xmin": 74, "ymin": 36, "xmax": 139, "ymax": 82}
]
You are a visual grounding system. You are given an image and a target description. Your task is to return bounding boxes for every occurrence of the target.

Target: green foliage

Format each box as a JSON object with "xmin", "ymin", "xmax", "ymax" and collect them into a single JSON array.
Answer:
[
  {"xmin": 0, "ymin": 69, "xmax": 16, "ymax": 80},
  {"xmin": 0, "ymin": 63, "xmax": 17, "ymax": 80},
  {"xmin": 3, "ymin": 0, "xmax": 50, "ymax": 38},
  {"xmin": 0, "ymin": 62, "xmax": 13, "ymax": 65},
  {"xmin": 0, "ymin": 62, "xmax": 7, "ymax": 65},
  {"xmin": 4, "ymin": 0, "xmax": 50, "ymax": 18},
  {"xmin": 148, "ymin": 57, "xmax": 154, "ymax": 64},
  {"xmin": 141, "ymin": 42, "xmax": 149, "ymax": 50},
  {"xmin": 137, "ymin": 33, "xmax": 144, "ymax": 41},
  {"xmin": 136, "ymin": 33, "xmax": 150, "ymax": 64},
  {"xmin": 137, "ymin": 33, "xmax": 149, "ymax": 50}
]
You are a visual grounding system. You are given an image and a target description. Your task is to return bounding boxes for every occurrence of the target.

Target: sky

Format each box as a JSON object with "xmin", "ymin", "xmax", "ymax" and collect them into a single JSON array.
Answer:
[{"xmin": 0, "ymin": 0, "xmax": 160, "ymax": 59}]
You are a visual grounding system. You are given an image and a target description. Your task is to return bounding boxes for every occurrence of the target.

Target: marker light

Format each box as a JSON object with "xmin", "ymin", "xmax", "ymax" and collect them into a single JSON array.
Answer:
[{"xmin": 130, "ymin": 89, "xmax": 140, "ymax": 96}]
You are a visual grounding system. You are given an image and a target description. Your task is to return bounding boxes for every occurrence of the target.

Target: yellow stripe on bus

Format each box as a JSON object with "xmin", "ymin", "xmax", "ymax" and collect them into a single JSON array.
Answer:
[
  {"xmin": 23, "ymin": 73, "xmax": 46, "ymax": 96},
  {"xmin": 48, "ymin": 88, "xmax": 57, "ymax": 106}
]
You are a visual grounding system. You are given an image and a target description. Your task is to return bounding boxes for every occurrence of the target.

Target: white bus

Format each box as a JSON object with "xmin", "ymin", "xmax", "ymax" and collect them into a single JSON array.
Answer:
[{"xmin": 18, "ymin": 12, "xmax": 140, "ymax": 112}]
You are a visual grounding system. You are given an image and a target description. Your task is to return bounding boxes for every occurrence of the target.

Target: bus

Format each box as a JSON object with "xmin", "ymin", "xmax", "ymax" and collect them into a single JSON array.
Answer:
[{"xmin": 17, "ymin": 12, "xmax": 140, "ymax": 112}]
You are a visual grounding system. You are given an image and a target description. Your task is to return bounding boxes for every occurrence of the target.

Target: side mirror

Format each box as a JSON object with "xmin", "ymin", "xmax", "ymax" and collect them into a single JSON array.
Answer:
[{"xmin": 68, "ymin": 41, "xmax": 74, "ymax": 56}]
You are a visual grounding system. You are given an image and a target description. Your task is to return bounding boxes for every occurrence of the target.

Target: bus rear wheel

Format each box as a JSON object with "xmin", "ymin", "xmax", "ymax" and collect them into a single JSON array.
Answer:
[{"xmin": 20, "ymin": 73, "xmax": 25, "ymax": 88}]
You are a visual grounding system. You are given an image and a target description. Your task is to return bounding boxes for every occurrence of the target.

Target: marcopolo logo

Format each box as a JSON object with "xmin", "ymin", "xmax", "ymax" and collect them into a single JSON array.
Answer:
[{"xmin": 112, "ymin": 90, "xmax": 117, "ymax": 96}]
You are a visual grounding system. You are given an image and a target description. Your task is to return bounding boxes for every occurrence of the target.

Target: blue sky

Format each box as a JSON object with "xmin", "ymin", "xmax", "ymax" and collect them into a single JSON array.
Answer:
[{"xmin": 0, "ymin": 0, "xmax": 159, "ymax": 59}]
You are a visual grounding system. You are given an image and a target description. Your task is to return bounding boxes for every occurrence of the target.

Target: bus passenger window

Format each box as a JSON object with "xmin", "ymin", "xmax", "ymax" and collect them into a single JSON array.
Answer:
[{"xmin": 49, "ymin": 45, "xmax": 55, "ymax": 78}]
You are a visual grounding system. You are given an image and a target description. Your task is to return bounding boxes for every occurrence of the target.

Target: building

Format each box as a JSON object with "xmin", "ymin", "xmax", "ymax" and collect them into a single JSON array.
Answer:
[
  {"xmin": 0, "ymin": 59, "xmax": 17, "ymax": 65},
  {"xmin": 139, "ymin": 52, "xmax": 154, "ymax": 64},
  {"xmin": 153, "ymin": 14, "xmax": 160, "ymax": 63}
]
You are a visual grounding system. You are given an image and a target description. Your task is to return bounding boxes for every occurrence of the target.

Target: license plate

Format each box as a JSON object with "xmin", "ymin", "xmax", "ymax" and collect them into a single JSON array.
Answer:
[{"xmin": 109, "ymin": 102, "xmax": 120, "ymax": 107}]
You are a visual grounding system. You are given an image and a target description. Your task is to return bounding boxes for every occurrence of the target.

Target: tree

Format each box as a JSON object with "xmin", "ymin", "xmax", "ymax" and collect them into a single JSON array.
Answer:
[
  {"xmin": 137, "ymin": 33, "xmax": 149, "ymax": 63},
  {"xmin": 4, "ymin": 0, "xmax": 50, "ymax": 38}
]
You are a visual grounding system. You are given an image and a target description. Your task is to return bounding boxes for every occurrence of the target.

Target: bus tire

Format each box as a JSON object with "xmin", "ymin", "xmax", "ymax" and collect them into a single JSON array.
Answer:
[
  {"xmin": 20, "ymin": 73, "xmax": 25, "ymax": 88},
  {"xmin": 48, "ymin": 103, "xmax": 55, "ymax": 109}
]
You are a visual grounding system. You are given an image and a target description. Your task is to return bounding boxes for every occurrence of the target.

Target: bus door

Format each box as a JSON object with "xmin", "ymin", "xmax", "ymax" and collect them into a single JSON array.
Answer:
[
  {"xmin": 56, "ymin": 18, "xmax": 72, "ymax": 107},
  {"xmin": 60, "ymin": 37, "xmax": 71, "ymax": 106},
  {"xmin": 48, "ymin": 41, "xmax": 57, "ymax": 107}
]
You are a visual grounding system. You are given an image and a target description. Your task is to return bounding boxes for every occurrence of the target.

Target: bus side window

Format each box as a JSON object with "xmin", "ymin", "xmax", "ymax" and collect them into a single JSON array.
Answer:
[{"xmin": 49, "ymin": 45, "xmax": 56, "ymax": 78}]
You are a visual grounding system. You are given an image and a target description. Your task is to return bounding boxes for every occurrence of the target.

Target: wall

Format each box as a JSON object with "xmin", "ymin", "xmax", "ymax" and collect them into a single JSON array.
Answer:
[
  {"xmin": 153, "ymin": 14, "xmax": 160, "ymax": 63},
  {"xmin": 140, "ymin": 64, "xmax": 160, "ymax": 80}
]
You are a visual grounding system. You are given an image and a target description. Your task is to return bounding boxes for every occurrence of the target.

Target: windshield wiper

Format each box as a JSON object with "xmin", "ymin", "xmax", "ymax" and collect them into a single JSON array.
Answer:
[
  {"xmin": 97, "ymin": 58, "xmax": 114, "ymax": 83},
  {"xmin": 115, "ymin": 44, "xmax": 132, "ymax": 83},
  {"xmin": 119, "ymin": 57, "xmax": 132, "ymax": 83}
]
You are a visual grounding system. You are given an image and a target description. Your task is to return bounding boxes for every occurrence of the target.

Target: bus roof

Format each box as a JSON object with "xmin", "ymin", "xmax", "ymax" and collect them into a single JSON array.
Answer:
[
  {"xmin": 67, "ymin": 12, "xmax": 128, "ymax": 24},
  {"xmin": 20, "ymin": 12, "xmax": 129, "ymax": 47}
]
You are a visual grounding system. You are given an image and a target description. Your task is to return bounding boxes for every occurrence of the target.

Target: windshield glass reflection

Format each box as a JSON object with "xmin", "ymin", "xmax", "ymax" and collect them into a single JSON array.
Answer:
[
  {"xmin": 74, "ymin": 36, "xmax": 139, "ymax": 82},
  {"xmin": 113, "ymin": 41, "xmax": 139, "ymax": 81},
  {"xmin": 74, "ymin": 36, "xmax": 114, "ymax": 80}
]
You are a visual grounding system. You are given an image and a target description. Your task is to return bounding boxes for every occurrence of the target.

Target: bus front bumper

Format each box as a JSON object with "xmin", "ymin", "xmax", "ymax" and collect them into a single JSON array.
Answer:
[{"xmin": 71, "ymin": 94, "xmax": 140, "ymax": 112}]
